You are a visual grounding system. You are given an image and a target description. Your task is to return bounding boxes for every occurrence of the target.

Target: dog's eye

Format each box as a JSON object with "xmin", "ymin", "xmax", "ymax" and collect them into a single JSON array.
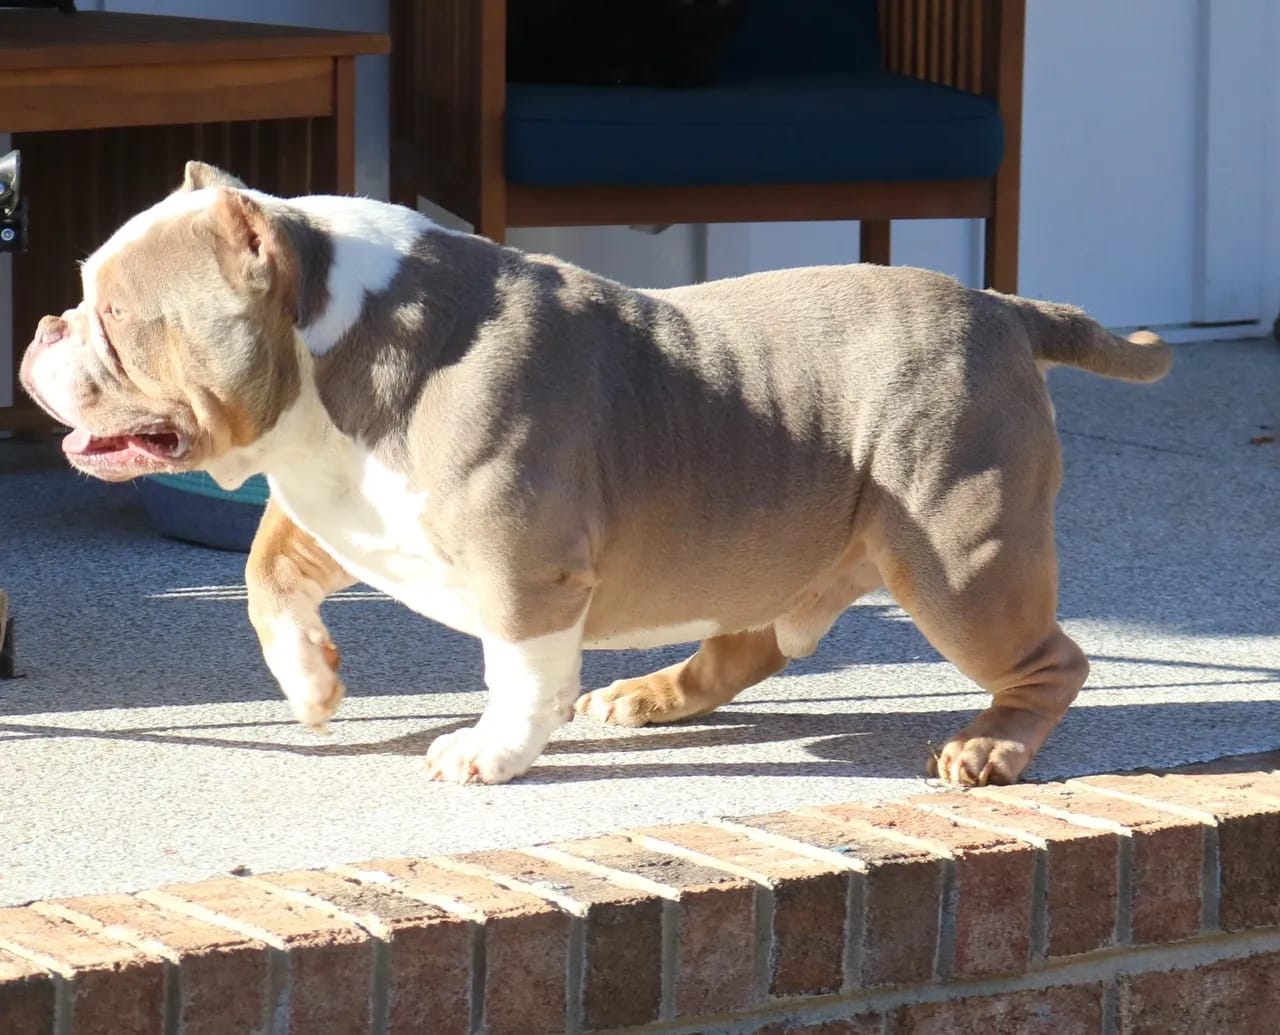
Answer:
[{"xmin": 106, "ymin": 303, "xmax": 127, "ymax": 321}]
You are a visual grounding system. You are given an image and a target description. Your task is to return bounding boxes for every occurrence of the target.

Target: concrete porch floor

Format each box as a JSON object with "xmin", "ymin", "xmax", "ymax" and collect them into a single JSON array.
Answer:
[{"xmin": 1, "ymin": 337, "xmax": 1277, "ymax": 907}]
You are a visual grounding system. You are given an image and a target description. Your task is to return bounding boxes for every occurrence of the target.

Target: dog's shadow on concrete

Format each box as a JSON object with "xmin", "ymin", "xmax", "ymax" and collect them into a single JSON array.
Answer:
[
  {"xmin": 521, "ymin": 693, "xmax": 1280, "ymax": 784},
  {"xmin": 7, "ymin": 681, "xmax": 1280, "ymax": 786}
]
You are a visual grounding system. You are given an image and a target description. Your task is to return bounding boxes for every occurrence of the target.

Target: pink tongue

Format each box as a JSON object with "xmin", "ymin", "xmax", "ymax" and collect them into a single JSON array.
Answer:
[{"xmin": 62, "ymin": 427, "xmax": 95, "ymax": 455}]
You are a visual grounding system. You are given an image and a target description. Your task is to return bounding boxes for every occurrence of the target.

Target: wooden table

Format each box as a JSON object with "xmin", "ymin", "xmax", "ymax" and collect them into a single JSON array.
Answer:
[{"xmin": 0, "ymin": 10, "xmax": 388, "ymax": 432}]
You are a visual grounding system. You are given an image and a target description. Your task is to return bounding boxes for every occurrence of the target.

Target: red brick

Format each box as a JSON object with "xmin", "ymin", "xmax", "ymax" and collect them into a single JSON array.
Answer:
[
  {"xmin": 0, "ymin": 906, "xmax": 165, "ymax": 1035},
  {"xmin": 808, "ymin": 803, "xmax": 1036, "ymax": 978},
  {"xmin": 35, "ymin": 893, "xmax": 270, "ymax": 1035},
  {"xmin": 730, "ymin": 811, "xmax": 944, "ymax": 988},
  {"xmin": 988, "ymin": 782, "xmax": 1205, "ymax": 944},
  {"xmin": 1118, "ymin": 951, "xmax": 1280, "ymax": 1033},
  {"xmin": 258, "ymin": 870, "xmax": 473, "ymax": 1035},
  {"xmin": 1165, "ymin": 750, "xmax": 1280, "ymax": 777},
  {"xmin": 1075, "ymin": 772, "xmax": 1280, "ymax": 931},
  {"xmin": 632, "ymin": 822, "xmax": 848, "ymax": 998},
  {"xmin": 0, "ymin": 949, "xmax": 55, "ymax": 1035},
  {"xmin": 348, "ymin": 857, "xmax": 569, "ymax": 1035},
  {"xmin": 141, "ymin": 876, "xmax": 374, "ymax": 1035},
  {"xmin": 455, "ymin": 849, "xmax": 662, "ymax": 1030},
  {"xmin": 896, "ymin": 983, "xmax": 1105, "ymax": 1033},
  {"xmin": 915, "ymin": 791, "xmax": 1121, "ymax": 957},
  {"xmin": 539, "ymin": 834, "xmax": 757, "ymax": 1016},
  {"xmin": 756, "ymin": 1015, "xmax": 884, "ymax": 1034},
  {"xmin": 1157, "ymin": 768, "xmax": 1280, "ymax": 805}
]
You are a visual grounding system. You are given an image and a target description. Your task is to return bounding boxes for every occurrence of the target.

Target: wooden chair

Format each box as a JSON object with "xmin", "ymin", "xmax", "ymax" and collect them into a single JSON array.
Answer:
[{"xmin": 390, "ymin": 0, "xmax": 1025, "ymax": 291}]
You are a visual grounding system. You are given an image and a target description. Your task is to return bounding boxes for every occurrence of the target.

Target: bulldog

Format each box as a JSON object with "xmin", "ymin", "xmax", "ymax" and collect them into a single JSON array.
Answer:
[{"xmin": 20, "ymin": 161, "xmax": 1172, "ymax": 786}]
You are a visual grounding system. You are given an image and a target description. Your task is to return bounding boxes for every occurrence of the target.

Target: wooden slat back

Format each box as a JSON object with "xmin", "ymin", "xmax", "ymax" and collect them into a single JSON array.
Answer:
[{"xmin": 879, "ymin": 0, "xmax": 996, "ymax": 95}]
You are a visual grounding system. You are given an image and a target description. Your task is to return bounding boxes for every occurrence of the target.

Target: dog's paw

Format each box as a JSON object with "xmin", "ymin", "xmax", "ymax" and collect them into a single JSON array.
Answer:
[
  {"xmin": 265, "ymin": 625, "xmax": 345, "ymax": 731},
  {"xmin": 928, "ymin": 735, "xmax": 1028, "ymax": 786},
  {"xmin": 927, "ymin": 705, "xmax": 1053, "ymax": 786},
  {"xmin": 575, "ymin": 676, "xmax": 687, "ymax": 726},
  {"xmin": 424, "ymin": 725, "xmax": 542, "ymax": 785}
]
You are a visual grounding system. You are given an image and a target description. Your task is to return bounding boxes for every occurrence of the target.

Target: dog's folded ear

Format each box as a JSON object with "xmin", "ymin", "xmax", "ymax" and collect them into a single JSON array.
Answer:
[
  {"xmin": 180, "ymin": 160, "xmax": 249, "ymax": 193},
  {"xmin": 205, "ymin": 187, "xmax": 281, "ymax": 298}
]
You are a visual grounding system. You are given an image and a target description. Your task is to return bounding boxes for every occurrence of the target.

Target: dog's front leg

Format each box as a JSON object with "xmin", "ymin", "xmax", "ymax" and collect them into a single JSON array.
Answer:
[
  {"xmin": 425, "ymin": 610, "xmax": 586, "ymax": 785},
  {"xmin": 246, "ymin": 499, "xmax": 356, "ymax": 729}
]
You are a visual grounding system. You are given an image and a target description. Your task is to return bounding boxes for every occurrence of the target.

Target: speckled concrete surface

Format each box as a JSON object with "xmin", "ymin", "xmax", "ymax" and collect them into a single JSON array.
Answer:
[{"xmin": 1, "ymin": 338, "xmax": 1277, "ymax": 906}]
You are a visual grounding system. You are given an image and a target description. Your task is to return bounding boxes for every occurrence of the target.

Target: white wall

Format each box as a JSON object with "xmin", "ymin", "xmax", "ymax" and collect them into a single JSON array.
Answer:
[
  {"xmin": 509, "ymin": 225, "xmax": 700, "ymax": 290},
  {"xmin": 1020, "ymin": 0, "xmax": 1201, "ymax": 327}
]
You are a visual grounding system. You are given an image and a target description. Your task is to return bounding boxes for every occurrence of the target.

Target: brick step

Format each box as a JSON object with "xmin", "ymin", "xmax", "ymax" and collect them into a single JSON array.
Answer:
[{"xmin": 3, "ymin": 751, "xmax": 1280, "ymax": 1034}]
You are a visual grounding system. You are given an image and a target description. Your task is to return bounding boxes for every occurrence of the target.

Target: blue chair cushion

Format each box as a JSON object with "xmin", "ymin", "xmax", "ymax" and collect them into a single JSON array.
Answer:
[{"xmin": 504, "ymin": 72, "xmax": 1004, "ymax": 187}]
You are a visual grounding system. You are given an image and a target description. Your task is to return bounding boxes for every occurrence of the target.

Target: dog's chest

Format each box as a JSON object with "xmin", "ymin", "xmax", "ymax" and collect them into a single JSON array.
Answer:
[{"xmin": 267, "ymin": 453, "xmax": 480, "ymax": 636}]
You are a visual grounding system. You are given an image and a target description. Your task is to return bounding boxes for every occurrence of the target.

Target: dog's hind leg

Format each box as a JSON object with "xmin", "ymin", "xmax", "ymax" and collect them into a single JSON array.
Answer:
[
  {"xmin": 247, "ymin": 499, "xmax": 356, "ymax": 730},
  {"xmin": 576, "ymin": 626, "xmax": 787, "ymax": 726},
  {"xmin": 868, "ymin": 476, "xmax": 1088, "ymax": 786}
]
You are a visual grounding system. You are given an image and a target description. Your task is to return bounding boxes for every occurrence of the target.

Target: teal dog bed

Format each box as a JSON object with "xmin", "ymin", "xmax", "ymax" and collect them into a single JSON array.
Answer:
[{"xmin": 138, "ymin": 472, "xmax": 269, "ymax": 552}]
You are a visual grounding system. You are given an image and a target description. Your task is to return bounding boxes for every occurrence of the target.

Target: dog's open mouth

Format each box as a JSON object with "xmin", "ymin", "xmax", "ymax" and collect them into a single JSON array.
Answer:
[{"xmin": 62, "ymin": 425, "xmax": 190, "ymax": 468}]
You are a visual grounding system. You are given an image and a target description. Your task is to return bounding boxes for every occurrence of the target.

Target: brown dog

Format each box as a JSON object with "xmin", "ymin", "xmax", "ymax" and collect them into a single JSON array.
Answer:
[{"xmin": 19, "ymin": 162, "xmax": 1171, "ymax": 785}]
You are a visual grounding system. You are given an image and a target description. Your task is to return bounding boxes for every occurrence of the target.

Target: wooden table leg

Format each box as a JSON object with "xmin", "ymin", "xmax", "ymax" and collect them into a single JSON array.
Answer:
[{"xmin": 308, "ymin": 55, "xmax": 355, "ymax": 195}]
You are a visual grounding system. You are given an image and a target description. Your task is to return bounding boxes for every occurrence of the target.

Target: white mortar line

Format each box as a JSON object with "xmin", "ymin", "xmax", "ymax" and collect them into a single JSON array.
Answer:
[
  {"xmin": 1058, "ymin": 783, "xmax": 1225, "ymax": 931},
  {"xmin": 0, "ymin": 937, "xmax": 76, "ymax": 1035},
  {"xmin": 426, "ymin": 855, "xmax": 587, "ymax": 1034},
  {"xmin": 29, "ymin": 902, "xmax": 180, "ymax": 1035},
  {"xmin": 522, "ymin": 845, "xmax": 680, "ymax": 1021},
  {"xmin": 135, "ymin": 890, "xmax": 292, "ymax": 1035},
  {"xmin": 966, "ymin": 791, "xmax": 1141, "ymax": 947},
  {"xmin": 709, "ymin": 817, "xmax": 958, "ymax": 985},
  {"xmin": 239, "ymin": 877, "xmax": 389, "ymax": 1035},
  {"xmin": 623, "ymin": 831, "xmax": 777, "ymax": 1004}
]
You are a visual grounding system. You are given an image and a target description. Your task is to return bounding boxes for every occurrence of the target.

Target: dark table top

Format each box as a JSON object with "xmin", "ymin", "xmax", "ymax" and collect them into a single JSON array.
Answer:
[{"xmin": 0, "ymin": 9, "xmax": 388, "ymax": 70}]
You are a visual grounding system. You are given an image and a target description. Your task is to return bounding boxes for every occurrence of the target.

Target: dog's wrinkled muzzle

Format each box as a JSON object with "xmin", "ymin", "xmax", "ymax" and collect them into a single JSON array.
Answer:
[{"xmin": 19, "ymin": 311, "xmax": 90, "ymax": 427}]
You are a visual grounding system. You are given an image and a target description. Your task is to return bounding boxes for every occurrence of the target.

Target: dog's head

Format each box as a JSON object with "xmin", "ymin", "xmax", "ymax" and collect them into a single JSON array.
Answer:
[{"xmin": 19, "ymin": 161, "xmax": 305, "ymax": 483}]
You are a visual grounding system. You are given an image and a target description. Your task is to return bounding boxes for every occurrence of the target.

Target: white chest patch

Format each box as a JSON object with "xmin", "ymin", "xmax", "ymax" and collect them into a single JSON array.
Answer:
[{"xmin": 268, "ymin": 443, "xmax": 481, "ymax": 637}]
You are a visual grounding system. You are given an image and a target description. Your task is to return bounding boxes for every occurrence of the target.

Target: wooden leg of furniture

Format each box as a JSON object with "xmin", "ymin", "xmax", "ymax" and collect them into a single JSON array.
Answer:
[
  {"xmin": 983, "ymin": 210, "xmax": 1019, "ymax": 293},
  {"xmin": 859, "ymin": 219, "xmax": 891, "ymax": 265},
  {"xmin": 476, "ymin": 205, "xmax": 507, "ymax": 245},
  {"xmin": 312, "ymin": 56, "xmax": 357, "ymax": 195},
  {"xmin": 984, "ymin": 178, "xmax": 1020, "ymax": 293}
]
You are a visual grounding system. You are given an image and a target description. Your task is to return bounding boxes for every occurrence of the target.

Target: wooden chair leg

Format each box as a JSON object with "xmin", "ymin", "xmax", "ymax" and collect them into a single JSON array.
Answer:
[
  {"xmin": 476, "ymin": 208, "xmax": 506, "ymax": 245},
  {"xmin": 860, "ymin": 220, "xmax": 891, "ymax": 265},
  {"xmin": 330, "ymin": 57, "xmax": 356, "ymax": 195},
  {"xmin": 984, "ymin": 179, "xmax": 1020, "ymax": 293}
]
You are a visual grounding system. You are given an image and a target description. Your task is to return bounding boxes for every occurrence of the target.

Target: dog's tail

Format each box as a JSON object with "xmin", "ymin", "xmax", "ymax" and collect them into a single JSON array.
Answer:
[{"xmin": 1006, "ymin": 295, "xmax": 1173, "ymax": 383}]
